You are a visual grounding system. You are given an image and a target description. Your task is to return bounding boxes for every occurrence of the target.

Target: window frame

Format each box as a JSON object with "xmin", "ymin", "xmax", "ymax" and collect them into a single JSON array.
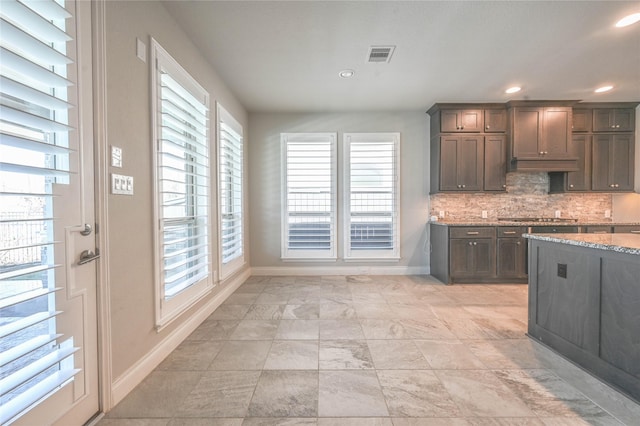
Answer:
[
  {"xmin": 281, "ymin": 132, "xmax": 337, "ymax": 260},
  {"xmin": 343, "ymin": 132, "xmax": 401, "ymax": 260},
  {"xmin": 150, "ymin": 39, "xmax": 212, "ymax": 329},
  {"xmin": 216, "ymin": 103, "xmax": 245, "ymax": 279}
]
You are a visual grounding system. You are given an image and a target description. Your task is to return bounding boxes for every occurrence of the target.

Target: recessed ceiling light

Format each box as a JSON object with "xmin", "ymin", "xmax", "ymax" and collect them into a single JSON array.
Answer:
[
  {"xmin": 615, "ymin": 12, "xmax": 640, "ymax": 27},
  {"xmin": 505, "ymin": 86, "xmax": 521, "ymax": 94},
  {"xmin": 339, "ymin": 69, "xmax": 355, "ymax": 78},
  {"xmin": 595, "ymin": 85, "xmax": 614, "ymax": 93}
]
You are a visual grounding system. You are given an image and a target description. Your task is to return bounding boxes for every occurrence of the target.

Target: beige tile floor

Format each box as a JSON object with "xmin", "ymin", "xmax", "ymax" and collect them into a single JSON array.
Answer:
[{"xmin": 99, "ymin": 275, "xmax": 640, "ymax": 425}]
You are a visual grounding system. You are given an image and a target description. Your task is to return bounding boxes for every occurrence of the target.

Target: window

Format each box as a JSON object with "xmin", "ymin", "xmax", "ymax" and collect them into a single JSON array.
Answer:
[
  {"xmin": 0, "ymin": 0, "xmax": 79, "ymax": 422},
  {"xmin": 344, "ymin": 133, "xmax": 400, "ymax": 260},
  {"xmin": 217, "ymin": 104, "xmax": 244, "ymax": 278},
  {"xmin": 281, "ymin": 133, "xmax": 337, "ymax": 259},
  {"xmin": 151, "ymin": 39, "xmax": 211, "ymax": 327}
]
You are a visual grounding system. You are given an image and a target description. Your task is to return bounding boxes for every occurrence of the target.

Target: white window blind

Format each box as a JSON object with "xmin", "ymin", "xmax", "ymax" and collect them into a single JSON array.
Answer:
[
  {"xmin": 0, "ymin": 0, "xmax": 80, "ymax": 423},
  {"xmin": 281, "ymin": 133, "xmax": 336, "ymax": 259},
  {"xmin": 217, "ymin": 105, "xmax": 244, "ymax": 278},
  {"xmin": 344, "ymin": 133, "xmax": 400, "ymax": 260},
  {"xmin": 151, "ymin": 40, "xmax": 211, "ymax": 327}
]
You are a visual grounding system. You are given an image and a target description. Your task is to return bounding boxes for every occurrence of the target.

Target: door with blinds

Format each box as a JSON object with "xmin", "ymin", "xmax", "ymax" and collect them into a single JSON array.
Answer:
[{"xmin": 0, "ymin": 0, "xmax": 99, "ymax": 425}]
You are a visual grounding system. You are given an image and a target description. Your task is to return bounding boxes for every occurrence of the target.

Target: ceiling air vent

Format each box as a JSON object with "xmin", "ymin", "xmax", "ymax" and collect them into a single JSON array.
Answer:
[{"xmin": 367, "ymin": 45, "xmax": 395, "ymax": 63}]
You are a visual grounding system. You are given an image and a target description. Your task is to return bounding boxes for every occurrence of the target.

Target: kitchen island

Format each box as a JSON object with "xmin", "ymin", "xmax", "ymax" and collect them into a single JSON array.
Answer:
[{"xmin": 525, "ymin": 233, "xmax": 640, "ymax": 403}]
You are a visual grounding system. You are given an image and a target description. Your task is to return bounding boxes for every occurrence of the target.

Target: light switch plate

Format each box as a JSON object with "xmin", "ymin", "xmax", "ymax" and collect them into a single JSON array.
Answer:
[
  {"xmin": 111, "ymin": 146, "xmax": 122, "ymax": 168},
  {"xmin": 136, "ymin": 38, "xmax": 146, "ymax": 63},
  {"xmin": 111, "ymin": 173, "xmax": 134, "ymax": 195}
]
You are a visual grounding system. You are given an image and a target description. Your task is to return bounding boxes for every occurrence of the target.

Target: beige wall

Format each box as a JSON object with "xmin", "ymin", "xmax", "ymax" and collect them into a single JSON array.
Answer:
[
  {"xmin": 104, "ymin": 1, "xmax": 248, "ymax": 380},
  {"xmin": 248, "ymin": 112, "xmax": 430, "ymax": 273}
]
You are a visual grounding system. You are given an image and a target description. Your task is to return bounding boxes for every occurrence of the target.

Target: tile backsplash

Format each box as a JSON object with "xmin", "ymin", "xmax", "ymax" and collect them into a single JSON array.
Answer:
[{"xmin": 430, "ymin": 173, "xmax": 612, "ymax": 221}]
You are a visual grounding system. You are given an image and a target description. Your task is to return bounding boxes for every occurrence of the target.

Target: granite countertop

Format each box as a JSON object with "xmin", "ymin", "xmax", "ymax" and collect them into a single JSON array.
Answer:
[
  {"xmin": 524, "ymin": 233, "xmax": 640, "ymax": 255},
  {"xmin": 429, "ymin": 220, "xmax": 640, "ymax": 227}
]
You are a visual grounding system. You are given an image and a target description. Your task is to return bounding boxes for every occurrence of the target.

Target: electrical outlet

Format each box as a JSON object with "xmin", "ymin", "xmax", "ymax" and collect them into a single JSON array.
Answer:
[
  {"xmin": 482, "ymin": 210, "xmax": 488, "ymax": 219},
  {"xmin": 439, "ymin": 211, "xmax": 445, "ymax": 218},
  {"xmin": 604, "ymin": 210, "xmax": 611, "ymax": 218},
  {"xmin": 555, "ymin": 210, "xmax": 562, "ymax": 218}
]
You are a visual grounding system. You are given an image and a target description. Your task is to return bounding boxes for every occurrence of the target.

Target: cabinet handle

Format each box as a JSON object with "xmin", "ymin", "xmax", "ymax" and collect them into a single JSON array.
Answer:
[
  {"xmin": 569, "ymin": 184, "xmax": 574, "ymax": 188},
  {"xmin": 502, "ymin": 184, "xmax": 506, "ymax": 188},
  {"xmin": 630, "ymin": 231, "xmax": 640, "ymax": 234},
  {"xmin": 466, "ymin": 231, "xmax": 479, "ymax": 235},
  {"xmin": 468, "ymin": 241, "xmax": 473, "ymax": 246},
  {"xmin": 473, "ymin": 242, "xmax": 477, "ymax": 246},
  {"xmin": 539, "ymin": 151, "xmax": 544, "ymax": 155},
  {"xmin": 486, "ymin": 125, "xmax": 490, "ymax": 129},
  {"xmin": 592, "ymin": 231, "xmax": 608, "ymax": 234},
  {"xmin": 517, "ymin": 241, "xmax": 521, "ymax": 245},
  {"xmin": 503, "ymin": 231, "xmax": 517, "ymax": 235},
  {"xmin": 461, "ymin": 184, "xmax": 466, "ymax": 188},
  {"xmin": 616, "ymin": 124, "xmax": 620, "ymax": 128},
  {"xmin": 610, "ymin": 184, "xmax": 615, "ymax": 188},
  {"xmin": 614, "ymin": 184, "xmax": 619, "ymax": 188}
]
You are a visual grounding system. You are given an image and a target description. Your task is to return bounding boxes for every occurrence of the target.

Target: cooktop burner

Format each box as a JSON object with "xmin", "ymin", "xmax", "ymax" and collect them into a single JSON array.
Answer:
[{"xmin": 498, "ymin": 217, "xmax": 578, "ymax": 223}]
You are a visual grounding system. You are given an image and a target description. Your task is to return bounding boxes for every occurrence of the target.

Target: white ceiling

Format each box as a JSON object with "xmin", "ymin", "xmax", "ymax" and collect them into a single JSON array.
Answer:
[{"xmin": 162, "ymin": 1, "xmax": 640, "ymax": 113}]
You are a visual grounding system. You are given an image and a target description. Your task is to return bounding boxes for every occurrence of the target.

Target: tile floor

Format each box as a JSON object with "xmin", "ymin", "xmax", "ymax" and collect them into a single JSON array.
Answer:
[{"xmin": 99, "ymin": 275, "xmax": 640, "ymax": 425}]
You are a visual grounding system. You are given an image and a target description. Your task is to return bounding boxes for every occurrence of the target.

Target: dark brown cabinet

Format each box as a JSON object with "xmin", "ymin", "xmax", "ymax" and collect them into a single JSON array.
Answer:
[
  {"xmin": 593, "ymin": 108, "xmax": 635, "ymax": 132},
  {"xmin": 496, "ymin": 227, "xmax": 527, "ymax": 279},
  {"xmin": 449, "ymin": 227, "xmax": 495, "ymax": 280},
  {"xmin": 572, "ymin": 109, "xmax": 592, "ymax": 132},
  {"xmin": 440, "ymin": 109, "xmax": 483, "ymax": 132},
  {"xmin": 583, "ymin": 226, "xmax": 612, "ymax": 234},
  {"xmin": 438, "ymin": 136, "xmax": 484, "ymax": 191},
  {"xmin": 614, "ymin": 226, "xmax": 640, "ymax": 234},
  {"xmin": 484, "ymin": 109, "xmax": 507, "ymax": 132},
  {"xmin": 592, "ymin": 134, "xmax": 635, "ymax": 191},
  {"xmin": 565, "ymin": 134, "xmax": 591, "ymax": 191},
  {"xmin": 483, "ymin": 135, "xmax": 507, "ymax": 191},
  {"xmin": 507, "ymin": 102, "xmax": 577, "ymax": 172}
]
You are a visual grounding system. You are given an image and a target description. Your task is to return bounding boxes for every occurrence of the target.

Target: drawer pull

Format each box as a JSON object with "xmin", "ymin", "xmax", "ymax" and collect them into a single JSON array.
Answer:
[
  {"xmin": 466, "ymin": 231, "xmax": 479, "ymax": 235},
  {"xmin": 503, "ymin": 231, "xmax": 517, "ymax": 235},
  {"xmin": 631, "ymin": 231, "xmax": 640, "ymax": 234}
]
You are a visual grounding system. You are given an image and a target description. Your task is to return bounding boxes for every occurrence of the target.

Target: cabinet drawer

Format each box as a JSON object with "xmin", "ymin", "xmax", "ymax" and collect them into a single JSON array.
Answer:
[
  {"xmin": 583, "ymin": 226, "xmax": 612, "ymax": 234},
  {"xmin": 530, "ymin": 226, "xmax": 579, "ymax": 234},
  {"xmin": 450, "ymin": 227, "xmax": 495, "ymax": 238},
  {"xmin": 614, "ymin": 226, "xmax": 640, "ymax": 234},
  {"xmin": 497, "ymin": 227, "xmax": 527, "ymax": 237}
]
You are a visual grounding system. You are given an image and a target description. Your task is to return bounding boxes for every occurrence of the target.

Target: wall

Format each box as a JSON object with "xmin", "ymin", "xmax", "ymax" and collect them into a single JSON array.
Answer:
[
  {"xmin": 248, "ymin": 112, "xmax": 429, "ymax": 274},
  {"xmin": 103, "ymin": 0, "xmax": 248, "ymax": 399},
  {"xmin": 430, "ymin": 173, "xmax": 613, "ymax": 221}
]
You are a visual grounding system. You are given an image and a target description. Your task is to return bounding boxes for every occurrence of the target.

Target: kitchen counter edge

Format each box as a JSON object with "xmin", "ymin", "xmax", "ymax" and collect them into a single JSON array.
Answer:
[{"xmin": 523, "ymin": 233, "xmax": 640, "ymax": 255}]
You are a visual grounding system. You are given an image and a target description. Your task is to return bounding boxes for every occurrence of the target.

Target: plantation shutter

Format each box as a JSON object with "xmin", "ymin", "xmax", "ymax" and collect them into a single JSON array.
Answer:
[
  {"xmin": 0, "ymin": 0, "xmax": 80, "ymax": 423},
  {"xmin": 218, "ymin": 106, "xmax": 243, "ymax": 272},
  {"xmin": 281, "ymin": 133, "xmax": 336, "ymax": 259},
  {"xmin": 344, "ymin": 133, "xmax": 400, "ymax": 259}
]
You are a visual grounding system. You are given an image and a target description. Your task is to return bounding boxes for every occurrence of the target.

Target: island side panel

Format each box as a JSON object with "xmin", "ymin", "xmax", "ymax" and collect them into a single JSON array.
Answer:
[
  {"xmin": 600, "ymin": 256, "xmax": 640, "ymax": 379},
  {"xmin": 430, "ymin": 224, "xmax": 450, "ymax": 284}
]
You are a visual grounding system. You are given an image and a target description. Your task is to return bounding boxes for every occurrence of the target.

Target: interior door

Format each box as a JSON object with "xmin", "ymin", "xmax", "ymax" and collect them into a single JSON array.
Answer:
[{"xmin": 0, "ymin": 1, "xmax": 99, "ymax": 424}]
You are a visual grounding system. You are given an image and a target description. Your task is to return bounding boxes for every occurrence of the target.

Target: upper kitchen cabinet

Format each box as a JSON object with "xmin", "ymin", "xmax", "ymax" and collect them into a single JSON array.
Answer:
[
  {"xmin": 592, "ymin": 133, "xmax": 635, "ymax": 191},
  {"xmin": 572, "ymin": 108, "xmax": 592, "ymax": 132},
  {"xmin": 506, "ymin": 101, "xmax": 578, "ymax": 172},
  {"xmin": 484, "ymin": 109, "xmax": 507, "ymax": 132},
  {"xmin": 428, "ymin": 103, "xmax": 507, "ymax": 193},
  {"xmin": 593, "ymin": 107, "xmax": 635, "ymax": 132}
]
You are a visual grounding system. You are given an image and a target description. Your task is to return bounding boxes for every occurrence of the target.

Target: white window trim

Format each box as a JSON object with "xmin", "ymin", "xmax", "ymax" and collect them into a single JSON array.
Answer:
[
  {"xmin": 281, "ymin": 132, "xmax": 337, "ymax": 260},
  {"xmin": 150, "ymin": 39, "xmax": 213, "ymax": 329},
  {"xmin": 216, "ymin": 103, "xmax": 245, "ymax": 279},
  {"xmin": 343, "ymin": 132, "xmax": 401, "ymax": 260}
]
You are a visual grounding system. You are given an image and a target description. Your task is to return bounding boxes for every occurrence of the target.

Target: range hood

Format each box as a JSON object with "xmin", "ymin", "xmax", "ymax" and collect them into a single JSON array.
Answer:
[{"xmin": 509, "ymin": 156, "xmax": 579, "ymax": 172}]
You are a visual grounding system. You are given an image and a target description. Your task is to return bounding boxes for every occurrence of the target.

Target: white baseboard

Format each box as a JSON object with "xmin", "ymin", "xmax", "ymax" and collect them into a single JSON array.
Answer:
[
  {"xmin": 250, "ymin": 265, "xmax": 430, "ymax": 276},
  {"xmin": 109, "ymin": 268, "xmax": 251, "ymax": 408}
]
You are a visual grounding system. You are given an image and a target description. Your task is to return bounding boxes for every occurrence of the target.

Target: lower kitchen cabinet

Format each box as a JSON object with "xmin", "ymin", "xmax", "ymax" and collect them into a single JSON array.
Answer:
[
  {"xmin": 497, "ymin": 227, "xmax": 528, "ymax": 279},
  {"xmin": 450, "ymin": 237, "xmax": 495, "ymax": 280},
  {"xmin": 614, "ymin": 225, "xmax": 640, "ymax": 234}
]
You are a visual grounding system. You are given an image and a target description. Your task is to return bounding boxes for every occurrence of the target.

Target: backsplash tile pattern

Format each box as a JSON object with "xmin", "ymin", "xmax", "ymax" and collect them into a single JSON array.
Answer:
[{"xmin": 430, "ymin": 173, "xmax": 613, "ymax": 221}]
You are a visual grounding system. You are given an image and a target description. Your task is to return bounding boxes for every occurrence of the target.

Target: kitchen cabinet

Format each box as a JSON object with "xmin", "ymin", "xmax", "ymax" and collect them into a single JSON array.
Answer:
[
  {"xmin": 484, "ymin": 135, "xmax": 507, "ymax": 191},
  {"xmin": 572, "ymin": 108, "xmax": 592, "ymax": 132},
  {"xmin": 549, "ymin": 134, "xmax": 592, "ymax": 193},
  {"xmin": 449, "ymin": 227, "xmax": 495, "ymax": 281},
  {"xmin": 583, "ymin": 226, "xmax": 612, "ymax": 234},
  {"xmin": 592, "ymin": 134, "xmax": 634, "ymax": 191},
  {"xmin": 439, "ymin": 109, "xmax": 483, "ymax": 132},
  {"xmin": 507, "ymin": 101, "xmax": 577, "ymax": 172},
  {"xmin": 428, "ymin": 103, "xmax": 507, "ymax": 193},
  {"xmin": 530, "ymin": 225, "xmax": 579, "ymax": 234},
  {"xmin": 438, "ymin": 135, "xmax": 484, "ymax": 191},
  {"xmin": 484, "ymin": 109, "xmax": 507, "ymax": 132},
  {"xmin": 496, "ymin": 227, "xmax": 527, "ymax": 279},
  {"xmin": 593, "ymin": 108, "xmax": 635, "ymax": 132}
]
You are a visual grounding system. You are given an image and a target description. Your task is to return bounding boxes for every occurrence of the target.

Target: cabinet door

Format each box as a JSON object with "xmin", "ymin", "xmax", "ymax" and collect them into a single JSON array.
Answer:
[
  {"xmin": 450, "ymin": 239, "xmax": 475, "ymax": 277},
  {"xmin": 512, "ymin": 107, "xmax": 542, "ymax": 157},
  {"xmin": 592, "ymin": 134, "xmax": 634, "ymax": 191},
  {"xmin": 542, "ymin": 107, "xmax": 572, "ymax": 157},
  {"xmin": 439, "ymin": 136, "xmax": 460, "ymax": 191},
  {"xmin": 460, "ymin": 109, "xmax": 483, "ymax": 132},
  {"xmin": 572, "ymin": 109, "xmax": 591, "ymax": 132},
  {"xmin": 484, "ymin": 135, "xmax": 506, "ymax": 191},
  {"xmin": 484, "ymin": 109, "xmax": 506, "ymax": 132},
  {"xmin": 457, "ymin": 136, "xmax": 484, "ymax": 191},
  {"xmin": 440, "ymin": 110, "xmax": 462, "ymax": 132},
  {"xmin": 474, "ymin": 238, "xmax": 496, "ymax": 277},
  {"xmin": 613, "ymin": 226, "xmax": 640, "ymax": 234},
  {"xmin": 593, "ymin": 108, "xmax": 635, "ymax": 132},
  {"xmin": 610, "ymin": 134, "xmax": 634, "ymax": 191},
  {"xmin": 566, "ymin": 134, "xmax": 591, "ymax": 191},
  {"xmin": 497, "ymin": 238, "xmax": 526, "ymax": 278}
]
